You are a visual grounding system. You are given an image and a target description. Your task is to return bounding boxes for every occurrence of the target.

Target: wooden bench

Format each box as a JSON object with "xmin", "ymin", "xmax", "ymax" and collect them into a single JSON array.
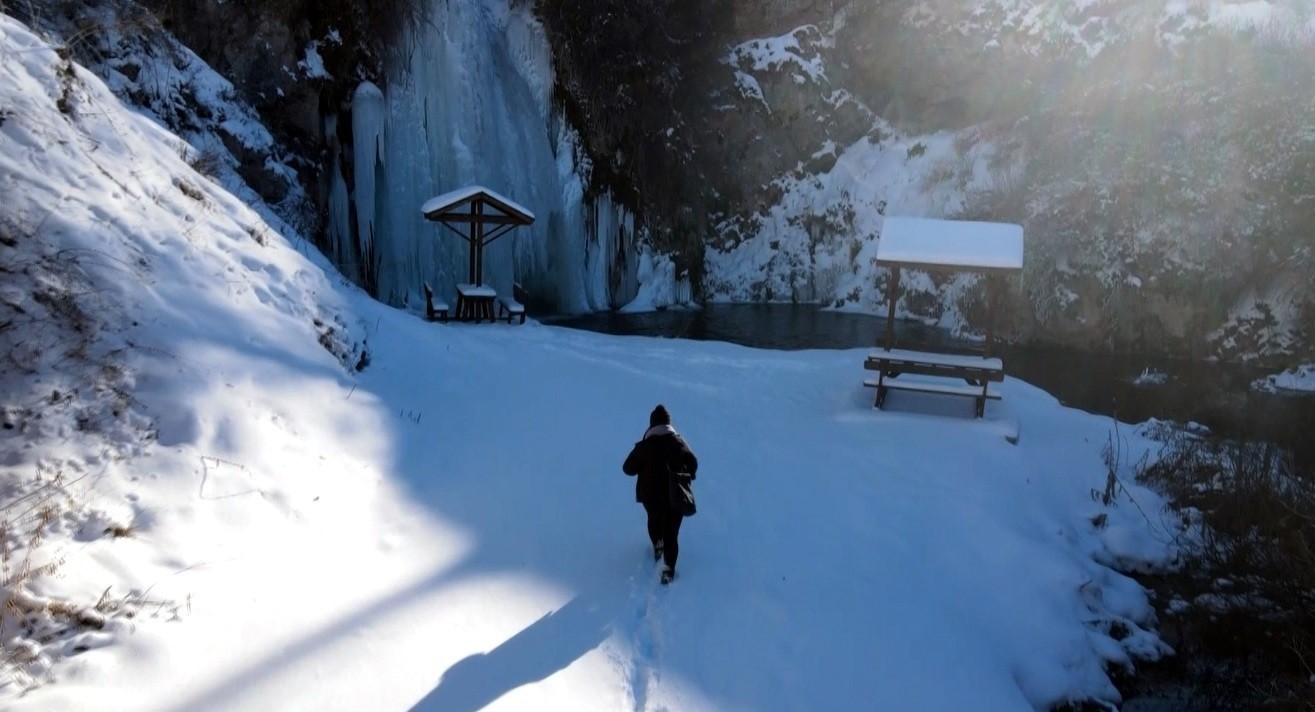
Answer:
[
  {"xmin": 497, "ymin": 295, "xmax": 525, "ymax": 324},
  {"xmin": 422, "ymin": 283, "xmax": 449, "ymax": 322},
  {"xmin": 863, "ymin": 348, "xmax": 1004, "ymax": 417}
]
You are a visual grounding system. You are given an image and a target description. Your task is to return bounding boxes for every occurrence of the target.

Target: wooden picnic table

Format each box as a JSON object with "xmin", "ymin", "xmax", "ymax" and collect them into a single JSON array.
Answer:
[
  {"xmin": 864, "ymin": 348, "xmax": 1003, "ymax": 417},
  {"xmin": 863, "ymin": 217, "xmax": 1022, "ymax": 418},
  {"xmin": 456, "ymin": 283, "xmax": 497, "ymax": 323}
]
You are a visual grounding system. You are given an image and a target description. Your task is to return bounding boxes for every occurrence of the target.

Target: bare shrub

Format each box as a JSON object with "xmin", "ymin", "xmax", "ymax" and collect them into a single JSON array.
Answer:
[
  {"xmin": 174, "ymin": 177, "xmax": 206, "ymax": 203},
  {"xmin": 1, "ymin": 470, "xmax": 91, "ymax": 693},
  {"xmin": 1131, "ymin": 429, "xmax": 1315, "ymax": 710},
  {"xmin": 183, "ymin": 145, "xmax": 225, "ymax": 180}
]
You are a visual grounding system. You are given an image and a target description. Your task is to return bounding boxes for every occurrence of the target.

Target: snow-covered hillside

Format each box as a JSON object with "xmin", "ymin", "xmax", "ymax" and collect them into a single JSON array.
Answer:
[
  {"xmin": 0, "ymin": 8, "xmax": 371, "ymax": 700},
  {"xmin": 2, "ymin": 10, "xmax": 1188, "ymax": 711}
]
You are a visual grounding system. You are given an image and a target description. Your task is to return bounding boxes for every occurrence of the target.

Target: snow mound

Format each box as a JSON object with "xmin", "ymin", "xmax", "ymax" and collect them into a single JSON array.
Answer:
[{"xmin": 1252, "ymin": 363, "xmax": 1315, "ymax": 394}]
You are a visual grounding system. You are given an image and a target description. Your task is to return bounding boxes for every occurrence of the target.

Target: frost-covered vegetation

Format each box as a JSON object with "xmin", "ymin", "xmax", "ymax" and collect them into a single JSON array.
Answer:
[{"xmin": 1131, "ymin": 425, "xmax": 1315, "ymax": 709}]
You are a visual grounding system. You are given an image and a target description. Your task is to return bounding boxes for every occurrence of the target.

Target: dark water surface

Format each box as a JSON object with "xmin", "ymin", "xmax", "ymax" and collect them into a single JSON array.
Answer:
[{"xmin": 547, "ymin": 303, "xmax": 1313, "ymax": 445}]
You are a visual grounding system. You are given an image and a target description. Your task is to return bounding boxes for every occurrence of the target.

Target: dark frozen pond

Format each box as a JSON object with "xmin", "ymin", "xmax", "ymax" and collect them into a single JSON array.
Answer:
[{"xmin": 546, "ymin": 303, "xmax": 1312, "ymax": 447}]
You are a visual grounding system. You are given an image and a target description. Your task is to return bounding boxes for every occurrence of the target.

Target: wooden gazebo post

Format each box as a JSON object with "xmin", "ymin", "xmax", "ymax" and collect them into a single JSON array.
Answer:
[
  {"xmin": 883, "ymin": 266, "xmax": 901, "ymax": 350},
  {"xmin": 471, "ymin": 200, "xmax": 483, "ymax": 286}
]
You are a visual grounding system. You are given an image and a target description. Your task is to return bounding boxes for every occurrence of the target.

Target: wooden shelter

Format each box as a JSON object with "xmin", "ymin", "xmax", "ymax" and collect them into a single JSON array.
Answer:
[
  {"xmin": 863, "ymin": 217, "xmax": 1024, "ymax": 417},
  {"xmin": 421, "ymin": 186, "xmax": 535, "ymax": 322}
]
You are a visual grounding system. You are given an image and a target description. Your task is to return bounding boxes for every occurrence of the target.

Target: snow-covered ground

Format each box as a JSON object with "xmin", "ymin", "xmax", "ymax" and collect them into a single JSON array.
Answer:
[{"xmin": 1, "ymin": 12, "xmax": 1183, "ymax": 711}]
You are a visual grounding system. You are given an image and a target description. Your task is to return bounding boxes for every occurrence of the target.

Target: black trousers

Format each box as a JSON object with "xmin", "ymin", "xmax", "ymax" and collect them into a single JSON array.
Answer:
[{"xmin": 642, "ymin": 501, "xmax": 684, "ymax": 571}]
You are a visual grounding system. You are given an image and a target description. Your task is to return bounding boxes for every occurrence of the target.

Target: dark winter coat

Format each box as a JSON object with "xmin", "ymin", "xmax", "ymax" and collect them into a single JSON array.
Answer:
[{"xmin": 622, "ymin": 424, "xmax": 698, "ymax": 506}]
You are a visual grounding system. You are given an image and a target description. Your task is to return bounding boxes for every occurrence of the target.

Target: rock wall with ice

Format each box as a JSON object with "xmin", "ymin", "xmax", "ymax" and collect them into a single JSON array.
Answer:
[{"xmin": 324, "ymin": 0, "xmax": 639, "ymax": 313}]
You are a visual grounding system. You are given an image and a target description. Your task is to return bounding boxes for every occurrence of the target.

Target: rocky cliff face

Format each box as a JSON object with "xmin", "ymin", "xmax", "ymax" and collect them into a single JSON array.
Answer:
[
  {"xmin": 546, "ymin": 0, "xmax": 1315, "ymax": 364},
  {"xmin": 146, "ymin": 0, "xmax": 427, "ymax": 232}
]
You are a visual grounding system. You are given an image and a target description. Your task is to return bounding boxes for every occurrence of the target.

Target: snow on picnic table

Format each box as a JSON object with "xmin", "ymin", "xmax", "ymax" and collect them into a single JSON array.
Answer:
[
  {"xmin": 457, "ymin": 283, "xmax": 498, "ymax": 297},
  {"xmin": 1, "ymin": 12, "xmax": 1176, "ymax": 712}
]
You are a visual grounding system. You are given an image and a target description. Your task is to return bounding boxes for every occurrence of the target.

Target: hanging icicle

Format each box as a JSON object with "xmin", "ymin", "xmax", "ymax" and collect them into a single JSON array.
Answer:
[{"xmin": 325, "ymin": 0, "xmax": 640, "ymax": 314}]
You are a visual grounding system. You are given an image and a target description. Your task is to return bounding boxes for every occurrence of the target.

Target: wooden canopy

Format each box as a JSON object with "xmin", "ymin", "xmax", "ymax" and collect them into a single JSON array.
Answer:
[
  {"xmin": 876, "ymin": 217, "xmax": 1024, "ymax": 357},
  {"xmin": 876, "ymin": 217, "xmax": 1023, "ymax": 273},
  {"xmin": 421, "ymin": 186, "xmax": 535, "ymax": 286}
]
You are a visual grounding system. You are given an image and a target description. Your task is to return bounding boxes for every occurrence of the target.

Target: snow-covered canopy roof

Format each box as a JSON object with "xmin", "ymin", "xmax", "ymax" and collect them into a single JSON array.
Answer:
[
  {"xmin": 420, "ymin": 185, "xmax": 536, "ymax": 224},
  {"xmin": 877, "ymin": 217, "xmax": 1024, "ymax": 272}
]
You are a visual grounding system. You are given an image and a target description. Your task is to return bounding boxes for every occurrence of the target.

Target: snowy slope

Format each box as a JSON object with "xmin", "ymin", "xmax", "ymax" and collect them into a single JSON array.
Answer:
[{"xmin": 2, "ymin": 12, "xmax": 1180, "ymax": 711}]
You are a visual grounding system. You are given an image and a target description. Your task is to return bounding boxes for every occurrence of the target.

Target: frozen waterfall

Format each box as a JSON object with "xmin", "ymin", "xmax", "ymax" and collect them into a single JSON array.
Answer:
[{"xmin": 324, "ymin": 0, "xmax": 638, "ymax": 313}]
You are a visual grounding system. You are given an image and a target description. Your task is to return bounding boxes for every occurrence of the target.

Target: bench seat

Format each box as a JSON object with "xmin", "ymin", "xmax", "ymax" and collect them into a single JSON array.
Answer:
[
  {"xmin": 863, "ymin": 379, "xmax": 1001, "ymax": 400},
  {"xmin": 497, "ymin": 295, "xmax": 526, "ymax": 324},
  {"xmin": 422, "ymin": 283, "xmax": 449, "ymax": 323}
]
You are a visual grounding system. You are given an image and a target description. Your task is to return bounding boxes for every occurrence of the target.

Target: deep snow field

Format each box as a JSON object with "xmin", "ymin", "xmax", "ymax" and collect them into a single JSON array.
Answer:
[{"xmin": 1, "ymin": 12, "xmax": 1180, "ymax": 711}]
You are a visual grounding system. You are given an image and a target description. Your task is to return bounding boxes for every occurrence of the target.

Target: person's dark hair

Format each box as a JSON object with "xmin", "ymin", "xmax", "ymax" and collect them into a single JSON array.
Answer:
[{"xmin": 650, "ymin": 404, "xmax": 671, "ymax": 427}]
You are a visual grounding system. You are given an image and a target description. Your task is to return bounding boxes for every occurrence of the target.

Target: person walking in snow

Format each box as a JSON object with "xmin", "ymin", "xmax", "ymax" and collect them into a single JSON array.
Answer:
[{"xmin": 622, "ymin": 404, "xmax": 698, "ymax": 585}]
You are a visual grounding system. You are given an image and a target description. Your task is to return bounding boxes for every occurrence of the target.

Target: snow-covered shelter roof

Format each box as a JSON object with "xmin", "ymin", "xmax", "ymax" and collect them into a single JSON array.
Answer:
[
  {"xmin": 877, "ymin": 217, "xmax": 1024, "ymax": 272},
  {"xmin": 421, "ymin": 185, "xmax": 535, "ymax": 224}
]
